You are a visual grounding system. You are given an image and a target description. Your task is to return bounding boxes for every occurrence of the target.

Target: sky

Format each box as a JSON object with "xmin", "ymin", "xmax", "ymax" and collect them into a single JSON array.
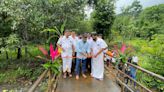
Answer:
[{"xmin": 115, "ymin": 0, "xmax": 164, "ymax": 14}]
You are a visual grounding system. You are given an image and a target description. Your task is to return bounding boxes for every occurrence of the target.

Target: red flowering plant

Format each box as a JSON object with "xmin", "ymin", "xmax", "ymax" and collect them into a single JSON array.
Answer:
[
  {"xmin": 37, "ymin": 43, "xmax": 62, "ymax": 75},
  {"xmin": 113, "ymin": 43, "xmax": 134, "ymax": 66},
  {"xmin": 38, "ymin": 21, "xmax": 66, "ymax": 75}
]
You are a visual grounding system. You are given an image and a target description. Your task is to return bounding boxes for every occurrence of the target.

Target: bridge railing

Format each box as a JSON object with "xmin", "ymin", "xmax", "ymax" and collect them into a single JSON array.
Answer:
[
  {"xmin": 27, "ymin": 55, "xmax": 60, "ymax": 92},
  {"xmin": 27, "ymin": 69, "xmax": 59, "ymax": 92},
  {"xmin": 127, "ymin": 62, "xmax": 164, "ymax": 81},
  {"xmin": 105, "ymin": 61, "xmax": 164, "ymax": 92}
]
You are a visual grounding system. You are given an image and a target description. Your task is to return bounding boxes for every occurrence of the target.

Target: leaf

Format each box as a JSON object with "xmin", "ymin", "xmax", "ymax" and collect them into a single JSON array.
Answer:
[
  {"xmin": 46, "ymin": 35, "xmax": 59, "ymax": 43},
  {"xmin": 42, "ymin": 62, "xmax": 51, "ymax": 69},
  {"xmin": 60, "ymin": 19, "xmax": 67, "ymax": 35},
  {"xmin": 40, "ymin": 29, "xmax": 56, "ymax": 33},
  {"xmin": 54, "ymin": 26, "xmax": 62, "ymax": 36}
]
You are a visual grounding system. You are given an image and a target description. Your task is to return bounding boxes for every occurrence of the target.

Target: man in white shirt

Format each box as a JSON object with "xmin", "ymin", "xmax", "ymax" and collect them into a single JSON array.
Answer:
[
  {"xmin": 90, "ymin": 32, "xmax": 108, "ymax": 80},
  {"xmin": 70, "ymin": 31, "xmax": 78, "ymax": 51},
  {"xmin": 69, "ymin": 31, "xmax": 79, "ymax": 72},
  {"xmin": 57, "ymin": 29, "xmax": 75, "ymax": 78}
]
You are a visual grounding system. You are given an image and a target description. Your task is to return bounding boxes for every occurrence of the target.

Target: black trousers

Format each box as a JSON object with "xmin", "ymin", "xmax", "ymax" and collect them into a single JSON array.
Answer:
[
  {"xmin": 71, "ymin": 52, "xmax": 76, "ymax": 73},
  {"xmin": 86, "ymin": 58, "xmax": 91, "ymax": 73}
]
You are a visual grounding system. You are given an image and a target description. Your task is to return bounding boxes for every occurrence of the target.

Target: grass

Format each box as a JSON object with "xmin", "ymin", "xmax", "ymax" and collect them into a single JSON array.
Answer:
[
  {"xmin": 0, "ymin": 58, "xmax": 44, "ymax": 84},
  {"xmin": 0, "ymin": 44, "xmax": 47, "ymax": 85}
]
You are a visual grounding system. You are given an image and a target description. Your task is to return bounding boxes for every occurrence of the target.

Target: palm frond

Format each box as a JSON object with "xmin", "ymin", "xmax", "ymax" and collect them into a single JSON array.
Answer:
[
  {"xmin": 40, "ymin": 29, "xmax": 56, "ymax": 33},
  {"xmin": 54, "ymin": 26, "xmax": 61, "ymax": 36},
  {"xmin": 46, "ymin": 35, "xmax": 59, "ymax": 43},
  {"xmin": 60, "ymin": 20, "xmax": 67, "ymax": 35}
]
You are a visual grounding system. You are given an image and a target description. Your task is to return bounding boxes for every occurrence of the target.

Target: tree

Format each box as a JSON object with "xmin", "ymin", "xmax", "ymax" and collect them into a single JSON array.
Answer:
[
  {"xmin": 92, "ymin": 0, "xmax": 115, "ymax": 37},
  {"xmin": 88, "ymin": 0, "xmax": 98, "ymax": 6},
  {"xmin": 0, "ymin": 0, "xmax": 88, "ymax": 59},
  {"xmin": 138, "ymin": 4, "xmax": 164, "ymax": 40},
  {"xmin": 111, "ymin": 0, "xmax": 142, "ymax": 41},
  {"xmin": 121, "ymin": 0, "xmax": 142, "ymax": 17}
]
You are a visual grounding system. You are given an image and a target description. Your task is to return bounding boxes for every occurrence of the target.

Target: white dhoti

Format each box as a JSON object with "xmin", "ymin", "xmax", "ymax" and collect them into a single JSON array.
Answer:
[
  {"xmin": 91, "ymin": 53, "xmax": 104, "ymax": 79},
  {"xmin": 91, "ymin": 38, "xmax": 107, "ymax": 79},
  {"xmin": 57, "ymin": 36, "xmax": 74, "ymax": 73},
  {"xmin": 61, "ymin": 52, "xmax": 72, "ymax": 73}
]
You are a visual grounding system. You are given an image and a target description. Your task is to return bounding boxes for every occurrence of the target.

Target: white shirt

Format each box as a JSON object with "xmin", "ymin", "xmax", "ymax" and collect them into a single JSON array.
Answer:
[
  {"xmin": 91, "ymin": 38, "xmax": 108, "ymax": 56},
  {"xmin": 57, "ymin": 36, "xmax": 73, "ymax": 57},
  {"xmin": 87, "ymin": 37, "xmax": 93, "ymax": 44},
  {"xmin": 78, "ymin": 38, "xmax": 82, "ymax": 42},
  {"xmin": 132, "ymin": 56, "xmax": 138, "ymax": 63},
  {"xmin": 91, "ymin": 38, "xmax": 108, "ymax": 79},
  {"xmin": 87, "ymin": 37, "xmax": 93, "ymax": 50},
  {"xmin": 70, "ymin": 36, "xmax": 78, "ymax": 52}
]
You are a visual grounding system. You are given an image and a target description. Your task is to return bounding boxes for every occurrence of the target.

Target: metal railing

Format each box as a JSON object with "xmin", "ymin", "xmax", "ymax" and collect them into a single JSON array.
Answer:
[
  {"xmin": 127, "ymin": 62, "xmax": 164, "ymax": 82},
  {"xmin": 105, "ymin": 61, "xmax": 164, "ymax": 92}
]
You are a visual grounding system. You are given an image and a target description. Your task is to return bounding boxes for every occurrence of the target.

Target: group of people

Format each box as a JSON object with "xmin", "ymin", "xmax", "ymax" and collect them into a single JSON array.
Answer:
[{"xmin": 57, "ymin": 29, "xmax": 108, "ymax": 80}]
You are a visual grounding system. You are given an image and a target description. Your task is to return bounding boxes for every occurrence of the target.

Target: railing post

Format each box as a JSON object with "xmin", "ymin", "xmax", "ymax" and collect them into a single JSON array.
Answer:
[
  {"xmin": 47, "ymin": 69, "xmax": 53, "ymax": 92},
  {"xmin": 28, "ymin": 70, "xmax": 48, "ymax": 92},
  {"xmin": 121, "ymin": 64, "xmax": 126, "ymax": 92}
]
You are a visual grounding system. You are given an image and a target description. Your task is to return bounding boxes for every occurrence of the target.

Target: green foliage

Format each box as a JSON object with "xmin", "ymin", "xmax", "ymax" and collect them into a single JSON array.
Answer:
[
  {"xmin": 42, "ymin": 59, "xmax": 61, "ymax": 75},
  {"xmin": 110, "ymin": 34, "xmax": 164, "ymax": 91},
  {"xmin": 0, "ymin": 0, "xmax": 86, "ymax": 44},
  {"xmin": 0, "ymin": 58, "xmax": 44, "ymax": 84},
  {"xmin": 140, "ymin": 35, "xmax": 164, "ymax": 76},
  {"xmin": 5, "ymin": 34, "xmax": 21, "ymax": 48},
  {"xmin": 40, "ymin": 20, "xmax": 67, "ymax": 44},
  {"xmin": 0, "ymin": 0, "xmax": 88, "ymax": 60},
  {"xmin": 121, "ymin": 0, "xmax": 142, "ymax": 17},
  {"xmin": 75, "ymin": 20, "xmax": 93, "ymax": 33},
  {"xmin": 112, "ymin": 15, "xmax": 139, "ymax": 41},
  {"xmin": 0, "ymin": 33, "xmax": 21, "ymax": 59},
  {"xmin": 92, "ymin": 0, "xmax": 115, "ymax": 37},
  {"xmin": 113, "ymin": 4, "xmax": 164, "ymax": 41},
  {"xmin": 119, "ymin": 53, "xmax": 127, "ymax": 64},
  {"xmin": 111, "ymin": 3, "xmax": 164, "ymax": 91},
  {"xmin": 0, "ymin": 60, "xmax": 8, "ymax": 69},
  {"xmin": 137, "ymin": 4, "xmax": 164, "ymax": 40}
]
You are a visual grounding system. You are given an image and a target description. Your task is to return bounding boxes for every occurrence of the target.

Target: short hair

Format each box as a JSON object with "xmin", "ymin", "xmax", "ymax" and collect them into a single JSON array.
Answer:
[
  {"xmin": 83, "ymin": 33, "xmax": 88, "ymax": 38},
  {"xmin": 91, "ymin": 32, "xmax": 97, "ymax": 36},
  {"xmin": 98, "ymin": 34, "xmax": 102, "ymax": 37},
  {"xmin": 64, "ymin": 29, "xmax": 70, "ymax": 33}
]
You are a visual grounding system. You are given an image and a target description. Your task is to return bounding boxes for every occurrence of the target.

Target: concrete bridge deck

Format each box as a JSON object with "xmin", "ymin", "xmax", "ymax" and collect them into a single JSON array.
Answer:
[{"xmin": 56, "ymin": 72, "xmax": 121, "ymax": 92}]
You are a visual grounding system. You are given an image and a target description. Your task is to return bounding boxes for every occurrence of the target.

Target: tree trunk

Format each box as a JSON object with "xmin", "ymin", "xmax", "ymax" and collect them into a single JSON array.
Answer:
[
  {"xmin": 17, "ymin": 47, "xmax": 22, "ymax": 59},
  {"xmin": 5, "ymin": 50, "xmax": 9, "ymax": 59}
]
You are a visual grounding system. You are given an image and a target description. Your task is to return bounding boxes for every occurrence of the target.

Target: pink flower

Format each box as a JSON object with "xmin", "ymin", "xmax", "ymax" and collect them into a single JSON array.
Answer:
[
  {"xmin": 50, "ymin": 43, "xmax": 61, "ymax": 61},
  {"xmin": 121, "ymin": 44, "xmax": 126, "ymax": 54},
  {"xmin": 50, "ymin": 43, "xmax": 55, "ymax": 61}
]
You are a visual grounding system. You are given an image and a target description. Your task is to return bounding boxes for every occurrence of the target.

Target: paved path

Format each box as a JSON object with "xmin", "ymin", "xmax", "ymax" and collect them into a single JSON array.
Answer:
[{"xmin": 56, "ymin": 74, "xmax": 121, "ymax": 92}]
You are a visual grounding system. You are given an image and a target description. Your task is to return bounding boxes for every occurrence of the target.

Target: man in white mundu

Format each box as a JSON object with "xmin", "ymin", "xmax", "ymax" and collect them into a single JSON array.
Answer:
[
  {"xmin": 90, "ymin": 32, "xmax": 108, "ymax": 80},
  {"xmin": 57, "ymin": 29, "xmax": 75, "ymax": 78}
]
